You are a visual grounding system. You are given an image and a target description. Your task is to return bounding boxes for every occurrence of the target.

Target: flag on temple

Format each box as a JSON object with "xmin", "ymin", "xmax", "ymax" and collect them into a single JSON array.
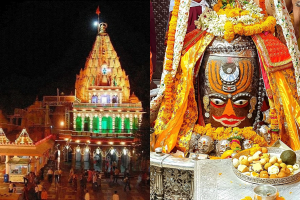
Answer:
[{"xmin": 96, "ymin": 6, "xmax": 100, "ymax": 15}]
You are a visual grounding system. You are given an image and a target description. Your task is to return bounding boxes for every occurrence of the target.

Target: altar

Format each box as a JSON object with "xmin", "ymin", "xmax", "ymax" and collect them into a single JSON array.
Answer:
[{"xmin": 150, "ymin": 149, "xmax": 300, "ymax": 199}]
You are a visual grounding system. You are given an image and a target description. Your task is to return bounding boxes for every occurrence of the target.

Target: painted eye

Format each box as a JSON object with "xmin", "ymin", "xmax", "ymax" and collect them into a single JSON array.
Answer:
[
  {"xmin": 211, "ymin": 98, "xmax": 225, "ymax": 105},
  {"xmin": 233, "ymin": 99, "xmax": 248, "ymax": 106}
]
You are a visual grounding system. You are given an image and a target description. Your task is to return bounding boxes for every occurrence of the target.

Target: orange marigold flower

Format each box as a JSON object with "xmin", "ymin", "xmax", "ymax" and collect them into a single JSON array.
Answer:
[{"xmin": 166, "ymin": 54, "xmax": 173, "ymax": 60}]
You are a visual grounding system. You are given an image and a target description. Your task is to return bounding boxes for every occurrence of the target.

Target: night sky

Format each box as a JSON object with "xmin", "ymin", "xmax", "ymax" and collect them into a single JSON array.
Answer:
[{"xmin": 0, "ymin": 1, "xmax": 149, "ymax": 115}]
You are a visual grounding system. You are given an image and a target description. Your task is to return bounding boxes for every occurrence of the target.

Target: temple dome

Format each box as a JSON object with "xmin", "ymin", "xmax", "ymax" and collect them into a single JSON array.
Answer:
[{"xmin": 129, "ymin": 92, "xmax": 140, "ymax": 103}]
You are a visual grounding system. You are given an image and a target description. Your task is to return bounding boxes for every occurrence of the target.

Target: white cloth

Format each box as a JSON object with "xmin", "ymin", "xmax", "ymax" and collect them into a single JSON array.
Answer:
[
  {"xmin": 112, "ymin": 194, "xmax": 120, "ymax": 200},
  {"xmin": 199, "ymin": 0, "xmax": 210, "ymax": 12},
  {"xmin": 169, "ymin": 0, "xmax": 202, "ymax": 12}
]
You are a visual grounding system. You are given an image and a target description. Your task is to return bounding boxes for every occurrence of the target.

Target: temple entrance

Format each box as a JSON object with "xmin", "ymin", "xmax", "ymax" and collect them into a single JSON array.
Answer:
[
  {"xmin": 93, "ymin": 153, "xmax": 102, "ymax": 172},
  {"xmin": 75, "ymin": 150, "xmax": 81, "ymax": 162},
  {"xmin": 121, "ymin": 154, "xmax": 130, "ymax": 173}
]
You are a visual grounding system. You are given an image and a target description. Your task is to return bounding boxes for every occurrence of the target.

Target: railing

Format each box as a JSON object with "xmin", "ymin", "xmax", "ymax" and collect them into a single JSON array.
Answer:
[
  {"xmin": 73, "ymin": 102, "xmax": 142, "ymax": 108},
  {"xmin": 59, "ymin": 130, "xmax": 136, "ymax": 138},
  {"xmin": 150, "ymin": 152, "xmax": 194, "ymax": 200}
]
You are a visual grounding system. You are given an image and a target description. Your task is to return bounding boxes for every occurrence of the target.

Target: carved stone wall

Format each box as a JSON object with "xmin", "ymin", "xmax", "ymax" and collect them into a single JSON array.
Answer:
[
  {"xmin": 150, "ymin": 165, "xmax": 194, "ymax": 200},
  {"xmin": 151, "ymin": 0, "xmax": 170, "ymax": 79}
]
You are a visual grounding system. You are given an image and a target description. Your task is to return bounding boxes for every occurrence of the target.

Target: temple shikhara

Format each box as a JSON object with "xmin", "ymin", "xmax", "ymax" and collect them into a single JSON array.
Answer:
[
  {"xmin": 150, "ymin": 0, "xmax": 300, "ymax": 199},
  {"xmin": 0, "ymin": 17, "xmax": 144, "ymax": 178}
]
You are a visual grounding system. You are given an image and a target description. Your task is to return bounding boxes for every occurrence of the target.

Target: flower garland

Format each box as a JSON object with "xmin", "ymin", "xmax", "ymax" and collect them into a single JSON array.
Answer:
[
  {"xmin": 193, "ymin": 124, "xmax": 267, "ymax": 147},
  {"xmin": 163, "ymin": 0, "xmax": 180, "ymax": 109},
  {"xmin": 195, "ymin": 0, "xmax": 276, "ymax": 42}
]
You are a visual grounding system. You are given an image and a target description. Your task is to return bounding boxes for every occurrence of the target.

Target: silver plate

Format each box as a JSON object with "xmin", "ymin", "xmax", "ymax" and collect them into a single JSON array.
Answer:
[{"xmin": 232, "ymin": 147, "xmax": 300, "ymax": 185}]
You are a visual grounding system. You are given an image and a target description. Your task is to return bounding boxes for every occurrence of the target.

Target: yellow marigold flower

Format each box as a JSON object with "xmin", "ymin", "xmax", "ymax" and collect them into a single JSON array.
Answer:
[
  {"xmin": 253, "ymin": 24, "xmax": 262, "ymax": 34},
  {"xmin": 241, "ymin": 196, "xmax": 252, "ymax": 200},
  {"xmin": 217, "ymin": 9, "xmax": 226, "ymax": 15},
  {"xmin": 240, "ymin": 10, "xmax": 249, "ymax": 16},
  {"xmin": 224, "ymin": 21, "xmax": 234, "ymax": 32},
  {"xmin": 234, "ymin": 23, "xmax": 244, "ymax": 35},
  {"xmin": 226, "ymin": 4, "xmax": 231, "ymax": 9},
  {"xmin": 213, "ymin": 4, "xmax": 221, "ymax": 12},
  {"xmin": 230, "ymin": 142, "xmax": 241, "ymax": 150}
]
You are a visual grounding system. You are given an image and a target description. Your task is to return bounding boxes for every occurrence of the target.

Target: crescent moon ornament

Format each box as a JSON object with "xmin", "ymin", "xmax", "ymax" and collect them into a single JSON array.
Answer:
[{"xmin": 219, "ymin": 65, "xmax": 239, "ymax": 83}]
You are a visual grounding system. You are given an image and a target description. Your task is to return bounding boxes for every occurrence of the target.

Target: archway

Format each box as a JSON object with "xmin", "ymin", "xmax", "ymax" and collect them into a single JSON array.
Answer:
[
  {"xmin": 93, "ymin": 151, "xmax": 102, "ymax": 172},
  {"xmin": 121, "ymin": 154, "xmax": 130, "ymax": 173},
  {"xmin": 102, "ymin": 117, "xmax": 108, "ymax": 133},
  {"xmin": 91, "ymin": 95, "xmax": 98, "ymax": 103},
  {"xmin": 115, "ymin": 117, "xmax": 122, "ymax": 133},
  {"xmin": 92, "ymin": 116, "xmax": 100, "ymax": 133},
  {"xmin": 76, "ymin": 116, "xmax": 82, "ymax": 131},
  {"xmin": 124, "ymin": 118, "xmax": 130, "ymax": 133},
  {"xmin": 84, "ymin": 116, "xmax": 90, "ymax": 131}
]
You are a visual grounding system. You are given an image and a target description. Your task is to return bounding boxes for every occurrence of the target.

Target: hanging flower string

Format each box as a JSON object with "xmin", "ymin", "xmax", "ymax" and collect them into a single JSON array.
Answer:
[
  {"xmin": 163, "ymin": 0, "xmax": 180, "ymax": 107},
  {"xmin": 194, "ymin": 124, "xmax": 267, "ymax": 147},
  {"xmin": 195, "ymin": 0, "xmax": 276, "ymax": 42}
]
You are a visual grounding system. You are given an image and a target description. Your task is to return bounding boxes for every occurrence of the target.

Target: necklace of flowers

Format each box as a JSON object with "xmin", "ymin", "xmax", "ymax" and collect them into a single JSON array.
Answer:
[
  {"xmin": 194, "ymin": 0, "xmax": 276, "ymax": 42},
  {"xmin": 193, "ymin": 123, "xmax": 267, "ymax": 147},
  {"xmin": 163, "ymin": 0, "xmax": 180, "ymax": 112}
]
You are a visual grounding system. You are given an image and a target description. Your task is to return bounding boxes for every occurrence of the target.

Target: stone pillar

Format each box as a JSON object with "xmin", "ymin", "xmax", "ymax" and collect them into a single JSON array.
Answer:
[
  {"xmin": 89, "ymin": 114, "xmax": 93, "ymax": 132},
  {"xmin": 73, "ymin": 113, "xmax": 77, "ymax": 131},
  {"xmin": 130, "ymin": 115, "xmax": 133, "ymax": 133},
  {"xmin": 120, "ymin": 93, "xmax": 123, "ymax": 104},
  {"xmin": 156, "ymin": 167, "xmax": 164, "ymax": 200},
  {"xmin": 5, "ymin": 155, "xmax": 9, "ymax": 174},
  {"xmin": 36, "ymin": 157, "xmax": 40, "ymax": 175}
]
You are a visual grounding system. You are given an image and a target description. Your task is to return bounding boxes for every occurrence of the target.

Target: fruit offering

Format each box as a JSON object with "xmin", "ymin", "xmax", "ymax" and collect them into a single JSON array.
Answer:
[{"xmin": 233, "ymin": 148, "xmax": 300, "ymax": 178}]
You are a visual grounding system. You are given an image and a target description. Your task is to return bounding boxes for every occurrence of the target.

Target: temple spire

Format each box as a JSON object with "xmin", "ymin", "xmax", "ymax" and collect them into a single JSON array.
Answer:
[{"xmin": 96, "ymin": 6, "xmax": 100, "ymax": 34}]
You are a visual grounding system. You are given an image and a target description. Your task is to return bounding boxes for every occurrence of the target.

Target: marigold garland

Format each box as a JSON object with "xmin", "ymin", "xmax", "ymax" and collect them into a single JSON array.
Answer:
[
  {"xmin": 203, "ymin": 0, "xmax": 277, "ymax": 42},
  {"xmin": 163, "ymin": 0, "xmax": 180, "ymax": 109},
  {"xmin": 193, "ymin": 124, "xmax": 267, "ymax": 147}
]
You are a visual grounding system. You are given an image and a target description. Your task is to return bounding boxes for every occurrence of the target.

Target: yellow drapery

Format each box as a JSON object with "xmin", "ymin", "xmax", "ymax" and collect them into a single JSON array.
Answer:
[
  {"xmin": 271, "ymin": 71, "xmax": 300, "ymax": 150},
  {"xmin": 152, "ymin": 33, "xmax": 214, "ymax": 153}
]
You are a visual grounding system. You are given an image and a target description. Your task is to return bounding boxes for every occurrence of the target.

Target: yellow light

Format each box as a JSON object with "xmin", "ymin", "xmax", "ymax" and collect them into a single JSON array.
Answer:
[
  {"xmin": 76, "ymin": 140, "xmax": 80, "ymax": 143},
  {"xmin": 120, "ymin": 142, "xmax": 125, "ymax": 145},
  {"xmin": 109, "ymin": 142, "xmax": 114, "ymax": 145},
  {"xmin": 96, "ymin": 149, "xmax": 100, "ymax": 154},
  {"xmin": 64, "ymin": 138, "xmax": 69, "ymax": 141},
  {"xmin": 97, "ymin": 141, "xmax": 101, "ymax": 145},
  {"xmin": 60, "ymin": 121, "xmax": 64, "ymax": 126},
  {"xmin": 76, "ymin": 147, "xmax": 80, "ymax": 152},
  {"xmin": 85, "ymin": 148, "xmax": 89, "ymax": 153},
  {"xmin": 87, "ymin": 140, "xmax": 90, "ymax": 144}
]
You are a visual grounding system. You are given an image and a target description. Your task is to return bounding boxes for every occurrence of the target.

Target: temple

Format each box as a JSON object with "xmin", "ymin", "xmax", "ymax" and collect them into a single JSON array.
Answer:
[{"xmin": 1, "ymin": 21, "xmax": 144, "ymax": 174}]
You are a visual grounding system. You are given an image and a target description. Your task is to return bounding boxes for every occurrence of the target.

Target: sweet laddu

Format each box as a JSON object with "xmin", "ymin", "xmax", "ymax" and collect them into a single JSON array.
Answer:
[{"xmin": 150, "ymin": 0, "xmax": 300, "ymax": 155}]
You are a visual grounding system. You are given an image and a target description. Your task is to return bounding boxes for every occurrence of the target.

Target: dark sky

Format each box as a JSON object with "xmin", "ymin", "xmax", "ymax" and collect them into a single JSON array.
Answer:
[{"xmin": 0, "ymin": 1, "xmax": 149, "ymax": 114}]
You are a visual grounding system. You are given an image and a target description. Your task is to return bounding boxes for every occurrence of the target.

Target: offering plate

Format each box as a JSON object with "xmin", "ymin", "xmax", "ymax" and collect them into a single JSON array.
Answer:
[{"xmin": 232, "ymin": 147, "xmax": 300, "ymax": 185}]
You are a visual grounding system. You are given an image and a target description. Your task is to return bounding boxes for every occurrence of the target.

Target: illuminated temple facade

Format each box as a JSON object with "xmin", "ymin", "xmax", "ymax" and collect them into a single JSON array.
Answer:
[{"xmin": 72, "ymin": 23, "xmax": 143, "ymax": 134}]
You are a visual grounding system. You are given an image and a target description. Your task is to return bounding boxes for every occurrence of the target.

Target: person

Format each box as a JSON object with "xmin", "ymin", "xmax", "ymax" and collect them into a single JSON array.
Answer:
[
  {"xmin": 123, "ymin": 175, "xmax": 131, "ymax": 191},
  {"xmin": 39, "ymin": 167, "xmax": 44, "ymax": 180},
  {"xmin": 13, "ymin": 182, "xmax": 16, "ymax": 193},
  {"xmin": 47, "ymin": 168, "xmax": 53, "ymax": 183},
  {"xmin": 112, "ymin": 190, "xmax": 119, "ymax": 200},
  {"xmin": 110, "ymin": 168, "xmax": 114, "ymax": 182},
  {"xmin": 113, "ymin": 167, "xmax": 119, "ymax": 183},
  {"xmin": 72, "ymin": 174, "xmax": 77, "ymax": 192},
  {"xmin": 35, "ymin": 184, "xmax": 39, "ymax": 200},
  {"xmin": 84, "ymin": 190, "xmax": 90, "ymax": 200},
  {"xmin": 38, "ymin": 182, "xmax": 43, "ymax": 199},
  {"xmin": 87, "ymin": 169, "xmax": 93, "ymax": 182},
  {"xmin": 23, "ymin": 173, "xmax": 29, "ymax": 185},
  {"xmin": 97, "ymin": 173, "xmax": 101, "ymax": 188},
  {"xmin": 23, "ymin": 185, "xmax": 29, "ymax": 200},
  {"xmin": 58, "ymin": 168, "xmax": 62, "ymax": 183},
  {"xmin": 92, "ymin": 173, "xmax": 98, "ymax": 190},
  {"xmin": 8, "ymin": 181, "xmax": 13, "ymax": 193},
  {"xmin": 142, "ymin": 171, "xmax": 148, "ymax": 186},
  {"xmin": 54, "ymin": 169, "xmax": 59, "ymax": 183},
  {"xmin": 41, "ymin": 188, "xmax": 48, "ymax": 200}
]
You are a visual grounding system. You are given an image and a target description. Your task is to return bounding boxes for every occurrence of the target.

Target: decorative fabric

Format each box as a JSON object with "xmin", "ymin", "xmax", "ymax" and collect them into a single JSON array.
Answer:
[
  {"xmin": 150, "ymin": 0, "xmax": 192, "ymax": 124},
  {"xmin": 152, "ymin": 32, "xmax": 214, "ymax": 153},
  {"xmin": 252, "ymin": 33, "xmax": 300, "ymax": 150},
  {"xmin": 273, "ymin": 0, "xmax": 300, "ymax": 96}
]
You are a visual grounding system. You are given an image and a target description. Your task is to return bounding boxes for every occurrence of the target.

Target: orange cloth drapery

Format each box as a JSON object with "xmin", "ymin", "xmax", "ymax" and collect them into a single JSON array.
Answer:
[{"xmin": 152, "ymin": 32, "xmax": 214, "ymax": 153}]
